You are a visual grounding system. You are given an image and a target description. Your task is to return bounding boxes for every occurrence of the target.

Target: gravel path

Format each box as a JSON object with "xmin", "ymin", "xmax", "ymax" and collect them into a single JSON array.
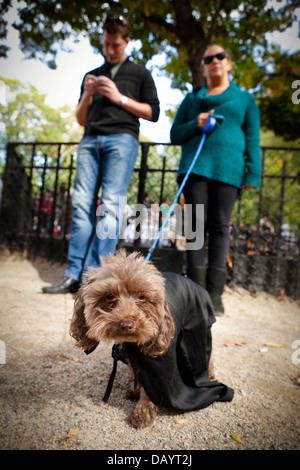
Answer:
[{"xmin": 0, "ymin": 249, "xmax": 299, "ymax": 451}]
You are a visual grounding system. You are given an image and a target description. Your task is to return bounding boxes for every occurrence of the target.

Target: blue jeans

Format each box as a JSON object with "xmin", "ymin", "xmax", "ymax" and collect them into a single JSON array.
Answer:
[{"xmin": 65, "ymin": 133, "xmax": 139, "ymax": 281}]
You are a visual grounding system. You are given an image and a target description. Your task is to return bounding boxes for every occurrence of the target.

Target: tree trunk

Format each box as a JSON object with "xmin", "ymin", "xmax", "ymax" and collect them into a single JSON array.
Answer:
[{"xmin": 188, "ymin": 47, "xmax": 206, "ymax": 87}]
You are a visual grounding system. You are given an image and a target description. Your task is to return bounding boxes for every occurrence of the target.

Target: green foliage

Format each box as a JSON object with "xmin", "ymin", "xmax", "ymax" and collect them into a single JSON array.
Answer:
[
  {"xmin": 1, "ymin": 1, "xmax": 299, "ymax": 140},
  {"xmin": 0, "ymin": 76, "xmax": 82, "ymax": 193},
  {"xmin": 28, "ymin": 149, "xmax": 77, "ymax": 199},
  {"xmin": 0, "ymin": 76, "xmax": 82, "ymax": 145},
  {"xmin": 127, "ymin": 136, "xmax": 300, "ymax": 236},
  {"xmin": 230, "ymin": 131, "xmax": 300, "ymax": 234},
  {"xmin": 260, "ymin": 90, "xmax": 300, "ymax": 141},
  {"xmin": 257, "ymin": 50, "xmax": 300, "ymax": 141},
  {"xmin": 0, "ymin": 0, "xmax": 12, "ymax": 59},
  {"xmin": 1, "ymin": 0, "xmax": 300, "ymax": 180},
  {"xmin": 3, "ymin": 1, "xmax": 298, "ymax": 87},
  {"xmin": 126, "ymin": 144, "xmax": 181, "ymax": 205}
]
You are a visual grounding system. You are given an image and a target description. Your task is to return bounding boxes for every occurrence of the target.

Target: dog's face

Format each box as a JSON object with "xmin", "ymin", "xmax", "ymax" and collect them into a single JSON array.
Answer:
[{"xmin": 70, "ymin": 250, "xmax": 175, "ymax": 357}]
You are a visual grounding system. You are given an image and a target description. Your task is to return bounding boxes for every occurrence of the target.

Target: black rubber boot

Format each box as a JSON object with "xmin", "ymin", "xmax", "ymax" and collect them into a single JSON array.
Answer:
[
  {"xmin": 206, "ymin": 266, "xmax": 227, "ymax": 316},
  {"xmin": 186, "ymin": 266, "xmax": 207, "ymax": 289}
]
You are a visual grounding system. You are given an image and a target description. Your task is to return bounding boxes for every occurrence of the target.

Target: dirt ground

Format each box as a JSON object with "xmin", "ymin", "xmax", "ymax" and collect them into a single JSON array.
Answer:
[{"xmin": 0, "ymin": 247, "xmax": 299, "ymax": 451}]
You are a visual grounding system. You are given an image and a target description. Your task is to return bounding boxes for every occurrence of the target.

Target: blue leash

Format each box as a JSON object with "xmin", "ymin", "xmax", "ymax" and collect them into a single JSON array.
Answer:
[{"xmin": 145, "ymin": 114, "xmax": 224, "ymax": 261}]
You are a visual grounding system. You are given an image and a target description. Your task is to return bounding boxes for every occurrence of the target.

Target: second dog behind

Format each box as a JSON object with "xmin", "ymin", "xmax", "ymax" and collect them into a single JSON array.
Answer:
[{"xmin": 70, "ymin": 250, "xmax": 234, "ymax": 428}]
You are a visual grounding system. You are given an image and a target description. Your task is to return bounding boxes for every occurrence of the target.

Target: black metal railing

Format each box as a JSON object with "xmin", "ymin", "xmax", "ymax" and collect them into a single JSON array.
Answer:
[{"xmin": 1, "ymin": 141, "xmax": 300, "ymax": 297}]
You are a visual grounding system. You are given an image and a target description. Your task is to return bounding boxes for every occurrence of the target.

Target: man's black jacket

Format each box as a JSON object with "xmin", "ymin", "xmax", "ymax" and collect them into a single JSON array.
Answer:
[{"xmin": 80, "ymin": 57, "xmax": 160, "ymax": 139}]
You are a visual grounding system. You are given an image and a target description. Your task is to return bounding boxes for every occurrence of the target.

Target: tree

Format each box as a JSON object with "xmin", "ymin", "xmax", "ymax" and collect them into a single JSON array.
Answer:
[
  {"xmin": 2, "ymin": 0, "xmax": 298, "ymax": 89},
  {"xmin": 0, "ymin": 76, "xmax": 82, "ymax": 143},
  {"xmin": 1, "ymin": 1, "xmax": 300, "ymax": 139},
  {"xmin": 0, "ymin": 76, "xmax": 82, "ymax": 181},
  {"xmin": 258, "ymin": 48, "xmax": 300, "ymax": 141}
]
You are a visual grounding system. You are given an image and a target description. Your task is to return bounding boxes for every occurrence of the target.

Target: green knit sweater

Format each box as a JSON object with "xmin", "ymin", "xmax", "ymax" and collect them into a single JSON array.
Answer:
[{"xmin": 170, "ymin": 81, "xmax": 261, "ymax": 189}]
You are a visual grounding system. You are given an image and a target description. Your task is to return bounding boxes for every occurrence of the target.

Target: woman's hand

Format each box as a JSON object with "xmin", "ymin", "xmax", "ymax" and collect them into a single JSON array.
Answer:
[{"xmin": 197, "ymin": 109, "xmax": 215, "ymax": 128}]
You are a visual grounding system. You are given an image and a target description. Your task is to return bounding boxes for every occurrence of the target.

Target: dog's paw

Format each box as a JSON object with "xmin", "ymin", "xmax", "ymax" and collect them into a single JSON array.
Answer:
[
  {"xmin": 125, "ymin": 387, "xmax": 140, "ymax": 401},
  {"xmin": 129, "ymin": 401, "xmax": 157, "ymax": 429}
]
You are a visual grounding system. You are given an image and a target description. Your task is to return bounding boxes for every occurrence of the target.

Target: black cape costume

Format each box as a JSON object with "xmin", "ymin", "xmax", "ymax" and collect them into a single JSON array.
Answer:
[{"xmin": 101, "ymin": 272, "xmax": 234, "ymax": 411}]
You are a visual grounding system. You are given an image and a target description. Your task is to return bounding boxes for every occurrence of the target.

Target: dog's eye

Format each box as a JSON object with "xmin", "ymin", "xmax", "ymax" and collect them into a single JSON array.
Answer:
[
  {"xmin": 138, "ymin": 294, "xmax": 146, "ymax": 301},
  {"xmin": 106, "ymin": 293, "xmax": 115, "ymax": 301}
]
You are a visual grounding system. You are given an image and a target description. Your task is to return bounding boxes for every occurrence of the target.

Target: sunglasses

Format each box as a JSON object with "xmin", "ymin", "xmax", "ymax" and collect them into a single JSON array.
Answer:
[
  {"xmin": 105, "ymin": 13, "xmax": 128, "ymax": 26},
  {"xmin": 201, "ymin": 52, "xmax": 228, "ymax": 65}
]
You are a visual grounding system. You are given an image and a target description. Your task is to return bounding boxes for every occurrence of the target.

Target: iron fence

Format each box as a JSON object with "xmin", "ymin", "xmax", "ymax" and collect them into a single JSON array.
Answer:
[{"xmin": 1, "ymin": 141, "xmax": 300, "ymax": 298}]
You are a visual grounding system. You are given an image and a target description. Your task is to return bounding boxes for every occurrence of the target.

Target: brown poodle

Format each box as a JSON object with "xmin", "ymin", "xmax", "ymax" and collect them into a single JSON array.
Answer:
[{"xmin": 70, "ymin": 250, "xmax": 233, "ymax": 428}]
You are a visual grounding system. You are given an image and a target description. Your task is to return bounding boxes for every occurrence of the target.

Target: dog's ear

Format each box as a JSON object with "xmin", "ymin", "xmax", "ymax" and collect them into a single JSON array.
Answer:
[
  {"xmin": 144, "ymin": 299, "xmax": 175, "ymax": 357},
  {"xmin": 69, "ymin": 287, "xmax": 99, "ymax": 354}
]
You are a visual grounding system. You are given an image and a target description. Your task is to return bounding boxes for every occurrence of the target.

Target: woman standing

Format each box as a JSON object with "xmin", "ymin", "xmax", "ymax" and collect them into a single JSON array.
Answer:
[{"xmin": 170, "ymin": 44, "xmax": 261, "ymax": 315}]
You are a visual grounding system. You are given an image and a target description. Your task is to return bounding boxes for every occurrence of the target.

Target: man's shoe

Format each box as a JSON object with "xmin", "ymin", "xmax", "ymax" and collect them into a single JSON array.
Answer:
[{"xmin": 42, "ymin": 277, "xmax": 80, "ymax": 294}]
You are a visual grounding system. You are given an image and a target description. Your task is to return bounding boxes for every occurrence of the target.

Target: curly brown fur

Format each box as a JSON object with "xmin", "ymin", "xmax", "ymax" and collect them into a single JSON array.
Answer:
[{"xmin": 69, "ymin": 249, "xmax": 175, "ymax": 428}]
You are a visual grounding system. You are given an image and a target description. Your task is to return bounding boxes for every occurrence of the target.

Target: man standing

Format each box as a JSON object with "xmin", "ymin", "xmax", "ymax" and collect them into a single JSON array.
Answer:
[{"xmin": 43, "ymin": 13, "xmax": 160, "ymax": 294}]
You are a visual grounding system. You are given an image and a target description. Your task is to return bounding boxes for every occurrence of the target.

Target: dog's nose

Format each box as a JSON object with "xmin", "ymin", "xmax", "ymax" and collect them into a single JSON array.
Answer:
[{"xmin": 120, "ymin": 321, "xmax": 134, "ymax": 331}]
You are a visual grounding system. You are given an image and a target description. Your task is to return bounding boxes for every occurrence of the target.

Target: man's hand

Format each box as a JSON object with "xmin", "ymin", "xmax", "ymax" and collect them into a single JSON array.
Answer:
[
  {"xmin": 83, "ymin": 74, "xmax": 99, "ymax": 96},
  {"xmin": 78, "ymin": 74, "xmax": 153, "ymax": 123},
  {"xmin": 93, "ymin": 75, "xmax": 122, "ymax": 105}
]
